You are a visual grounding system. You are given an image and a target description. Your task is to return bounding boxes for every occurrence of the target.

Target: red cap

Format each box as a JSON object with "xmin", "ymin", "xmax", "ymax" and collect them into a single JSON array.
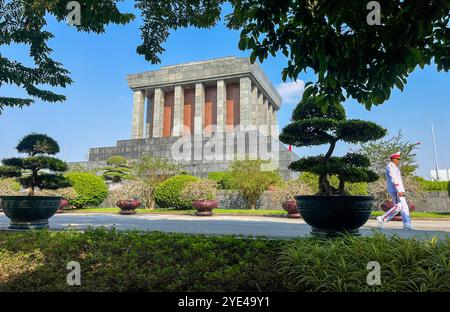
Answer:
[{"xmin": 390, "ymin": 152, "xmax": 401, "ymax": 159}]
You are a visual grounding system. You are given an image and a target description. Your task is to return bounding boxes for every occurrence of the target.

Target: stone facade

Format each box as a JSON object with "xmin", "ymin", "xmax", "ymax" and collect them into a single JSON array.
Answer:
[{"xmin": 82, "ymin": 57, "xmax": 299, "ymax": 179}]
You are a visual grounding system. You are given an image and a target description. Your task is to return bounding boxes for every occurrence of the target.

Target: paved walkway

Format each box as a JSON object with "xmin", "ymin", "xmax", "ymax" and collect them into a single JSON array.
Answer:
[{"xmin": 0, "ymin": 212, "xmax": 449, "ymax": 239}]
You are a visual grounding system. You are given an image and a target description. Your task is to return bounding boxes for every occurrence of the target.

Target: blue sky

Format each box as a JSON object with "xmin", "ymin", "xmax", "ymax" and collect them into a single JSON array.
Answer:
[{"xmin": 1, "ymin": 3, "xmax": 449, "ymax": 178}]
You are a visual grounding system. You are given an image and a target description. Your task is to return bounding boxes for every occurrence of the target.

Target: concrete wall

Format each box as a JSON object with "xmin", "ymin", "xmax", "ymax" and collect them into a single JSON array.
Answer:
[
  {"xmin": 99, "ymin": 188, "xmax": 450, "ymax": 212},
  {"xmin": 83, "ymin": 132, "xmax": 299, "ymax": 180}
]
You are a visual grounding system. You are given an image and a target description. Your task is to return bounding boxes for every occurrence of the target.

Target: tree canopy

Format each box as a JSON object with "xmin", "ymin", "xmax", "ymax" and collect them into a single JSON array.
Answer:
[{"xmin": 2, "ymin": 1, "xmax": 448, "ymax": 112}]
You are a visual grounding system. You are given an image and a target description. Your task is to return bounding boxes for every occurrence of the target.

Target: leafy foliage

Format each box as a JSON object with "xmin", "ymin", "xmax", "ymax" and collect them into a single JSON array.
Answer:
[
  {"xmin": 207, "ymin": 171, "xmax": 236, "ymax": 190},
  {"xmin": 180, "ymin": 179, "xmax": 218, "ymax": 202},
  {"xmin": 100, "ymin": 156, "xmax": 131, "ymax": 183},
  {"xmin": 280, "ymin": 101, "xmax": 386, "ymax": 195},
  {"xmin": 416, "ymin": 177, "xmax": 450, "ymax": 193},
  {"xmin": 271, "ymin": 179, "xmax": 313, "ymax": 203},
  {"xmin": 65, "ymin": 172, "xmax": 108, "ymax": 208},
  {"xmin": 0, "ymin": 229, "xmax": 448, "ymax": 291},
  {"xmin": 134, "ymin": 0, "xmax": 450, "ymax": 110},
  {"xmin": 129, "ymin": 156, "xmax": 181, "ymax": 209},
  {"xmin": 278, "ymin": 233, "xmax": 450, "ymax": 291},
  {"xmin": 0, "ymin": 177, "xmax": 21, "ymax": 195},
  {"xmin": 298, "ymin": 172, "xmax": 369, "ymax": 196},
  {"xmin": 154, "ymin": 174, "xmax": 199, "ymax": 210},
  {"xmin": 0, "ymin": 133, "xmax": 69, "ymax": 195},
  {"xmin": 0, "ymin": 0, "xmax": 134, "ymax": 111},
  {"xmin": 111, "ymin": 180, "xmax": 152, "ymax": 207},
  {"xmin": 6, "ymin": 1, "xmax": 448, "ymax": 111},
  {"xmin": 226, "ymin": 160, "xmax": 283, "ymax": 209},
  {"xmin": 359, "ymin": 131, "xmax": 420, "ymax": 177}
]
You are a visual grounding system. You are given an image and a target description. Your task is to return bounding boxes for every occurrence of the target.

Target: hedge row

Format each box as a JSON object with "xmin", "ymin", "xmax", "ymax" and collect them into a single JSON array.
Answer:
[
  {"xmin": 0, "ymin": 229, "xmax": 448, "ymax": 291},
  {"xmin": 417, "ymin": 178, "xmax": 450, "ymax": 195}
]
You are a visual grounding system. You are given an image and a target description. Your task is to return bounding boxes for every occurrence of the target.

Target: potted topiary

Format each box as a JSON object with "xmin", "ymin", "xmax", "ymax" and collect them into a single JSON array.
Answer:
[
  {"xmin": 279, "ymin": 99, "xmax": 386, "ymax": 237},
  {"xmin": 180, "ymin": 179, "xmax": 218, "ymax": 216},
  {"xmin": 101, "ymin": 155, "xmax": 132, "ymax": 183},
  {"xmin": 272, "ymin": 180, "xmax": 312, "ymax": 219},
  {"xmin": 0, "ymin": 133, "xmax": 70, "ymax": 229}
]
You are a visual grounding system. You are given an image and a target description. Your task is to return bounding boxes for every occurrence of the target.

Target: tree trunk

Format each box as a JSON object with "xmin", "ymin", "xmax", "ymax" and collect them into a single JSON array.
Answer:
[{"xmin": 338, "ymin": 178, "xmax": 345, "ymax": 195}]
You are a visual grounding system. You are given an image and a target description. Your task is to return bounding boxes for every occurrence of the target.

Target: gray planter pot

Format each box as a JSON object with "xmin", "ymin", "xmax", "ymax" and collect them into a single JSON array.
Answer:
[{"xmin": 0, "ymin": 195, "xmax": 62, "ymax": 230}]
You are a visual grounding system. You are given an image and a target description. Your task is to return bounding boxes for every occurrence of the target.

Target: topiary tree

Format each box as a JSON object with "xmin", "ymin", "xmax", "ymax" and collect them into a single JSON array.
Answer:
[
  {"xmin": 279, "ymin": 100, "xmax": 387, "ymax": 195},
  {"xmin": 65, "ymin": 172, "xmax": 108, "ymax": 208},
  {"xmin": 101, "ymin": 156, "xmax": 132, "ymax": 183},
  {"xmin": 0, "ymin": 133, "xmax": 70, "ymax": 195},
  {"xmin": 154, "ymin": 175, "xmax": 199, "ymax": 210}
]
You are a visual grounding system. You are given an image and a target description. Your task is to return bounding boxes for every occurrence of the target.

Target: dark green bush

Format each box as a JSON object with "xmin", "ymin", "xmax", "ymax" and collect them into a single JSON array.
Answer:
[
  {"xmin": 66, "ymin": 172, "xmax": 108, "ymax": 208},
  {"xmin": 0, "ymin": 229, "xmax": 448, "ymax": 291},
  {"xmin": 154, "ymin": 174, "xmax": 198, "ymax": 209},
  {"xmin": 207, "ymin": 171, "xmax": 235, "ymax": 190}
]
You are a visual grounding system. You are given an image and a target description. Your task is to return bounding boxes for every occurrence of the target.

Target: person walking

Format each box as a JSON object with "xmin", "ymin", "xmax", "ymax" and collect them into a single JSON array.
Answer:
[{"xmin": 376, "ymin": 152, "xmax": 413, "ymax": 230}]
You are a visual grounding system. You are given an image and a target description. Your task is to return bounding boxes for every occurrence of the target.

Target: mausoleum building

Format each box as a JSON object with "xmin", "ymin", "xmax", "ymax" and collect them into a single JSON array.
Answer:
[{"xmin": 84, "ymin": 57, "xmax": 298, "ymax": 178}]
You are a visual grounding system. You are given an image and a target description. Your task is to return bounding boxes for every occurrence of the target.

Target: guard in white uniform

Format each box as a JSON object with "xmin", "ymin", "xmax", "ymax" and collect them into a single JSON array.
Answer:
[{"xmin": 377, "ymin": 152, "xmax": 413, "ymax": 230}]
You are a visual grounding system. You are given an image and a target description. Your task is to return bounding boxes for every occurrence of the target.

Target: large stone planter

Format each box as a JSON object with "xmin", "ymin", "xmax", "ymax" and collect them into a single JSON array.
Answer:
[
  {"xmin": 282, "ymin": 200, "xmax": 301, "ymax": 219},
  {"xmin": 295, "ymin": 195, "xmax": 374, "ymax": 237},
  {"xmin": 116, "ymin": 199, "xmax": 140, "ymax": 215},
  {"xmin": 193, "ymin": 200, "xmax": 217, "ymax": 216},
  {"xmin": 0, "ymin": 195, "xmax": 62, "ymax": 230}
]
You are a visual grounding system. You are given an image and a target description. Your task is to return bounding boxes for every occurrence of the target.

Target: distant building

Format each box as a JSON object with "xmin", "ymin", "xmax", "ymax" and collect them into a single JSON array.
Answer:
[{"xmin": 430, "ymin": 169, "xmax": 450, "ymax": 182}]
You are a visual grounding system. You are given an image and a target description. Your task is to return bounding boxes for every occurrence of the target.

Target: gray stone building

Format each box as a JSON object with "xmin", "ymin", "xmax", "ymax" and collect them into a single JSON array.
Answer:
[{"xmin": 83, "ymin": 57, "xmax": 298, "ymax": 178}]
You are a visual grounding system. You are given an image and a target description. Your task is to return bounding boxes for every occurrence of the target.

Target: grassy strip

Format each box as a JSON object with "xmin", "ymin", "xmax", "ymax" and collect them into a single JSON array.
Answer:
[
  {"xmin": 371, "ymin": 211, "xmax": 450, "ymax": 218},
  {"xmin": 0, "ymin": 229, "xmax": 448, "ymax": 291},
  {"xmin": 65, "ymin": 207, "xmax": 450, "ymax": 219},
  {"xmin": 66, "ymin": 207, "xmax": 286, "ymax": 216}
]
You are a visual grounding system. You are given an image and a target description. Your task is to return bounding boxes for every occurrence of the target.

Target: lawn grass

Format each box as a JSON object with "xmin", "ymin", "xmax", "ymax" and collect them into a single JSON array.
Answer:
[
  {"xmin": 65, "ymin": 207, "xmax": 450, "ymax": 219},
  {"xmin": 66, "ymin": 207, "xmax": 287, "ymax": 216},
  {"xmin": 0, "ymin": 229, "xmax": 448, "ymax": 291}
]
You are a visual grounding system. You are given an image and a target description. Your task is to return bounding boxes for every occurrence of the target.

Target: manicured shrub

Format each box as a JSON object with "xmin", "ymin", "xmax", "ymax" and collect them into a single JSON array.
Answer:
[
  {"xmin": 416, "ymin": 177, "xmax": 449, "ymax": 193},
  {"xmin": 154, "ymin": 175, "xmax": 198, "ymax": 209},
  {"xmin": 101, "ymin": 156, "xmax": 132, "ymax": 183},
  {"xmin": 66, "ymin": 172, "xmax": 108, "ymax": 208}
]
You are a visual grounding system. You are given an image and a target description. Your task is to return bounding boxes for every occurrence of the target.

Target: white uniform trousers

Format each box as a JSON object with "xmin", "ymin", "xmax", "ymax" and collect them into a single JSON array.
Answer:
[{"xmin": 380, "ymin": 193, "xmax": 411, "ymax": 227}]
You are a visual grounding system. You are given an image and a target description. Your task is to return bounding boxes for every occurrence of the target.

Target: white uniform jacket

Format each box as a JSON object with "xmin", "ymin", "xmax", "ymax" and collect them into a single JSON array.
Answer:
[{"xmin": 386, "ymin": 162, "xmax": 405, "ymax": 194}]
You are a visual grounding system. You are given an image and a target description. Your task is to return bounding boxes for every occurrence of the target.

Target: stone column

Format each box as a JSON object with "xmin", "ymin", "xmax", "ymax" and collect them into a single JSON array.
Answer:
[
  {"xmin": 267, "ymin": 104, "xmax": 273, "ymax": 136},
  {"xmin": 131, "ymin": 90, "xmax": 145, "ymax": 139},
  {"xmin": 172, "ymin": 85, "xmax": 184, "ymax": 137},
  {"xmin": 145, "ymin": 92, "xmax": 153, "ymax": 138},
  {"xmin": 261, "ymin": 96, "xmax": 268, "ymax": 135},
  {"xmin": 152, "ymin": 88, "xmax": 164, "ymax": 138},
  {"xmin": 251, "ymin": 85, "xmax": 258, "ymax": 128},
  {"xmin": 257, "ymin": 92, "xmax": 264, "ymax": 128},
  {"xmin": 239, "ymin": 77, "xmax": 252, "ymax": 130},
  {"xmin": 194, "ymin": 82, "xmax": 205, "ymax": 135},
  {"xmin": 216, "ymin": 80, "xmax": 226, "ymax": 133}
]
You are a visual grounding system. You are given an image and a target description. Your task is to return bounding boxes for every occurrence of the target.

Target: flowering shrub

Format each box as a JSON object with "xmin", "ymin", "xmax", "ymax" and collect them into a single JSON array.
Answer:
[{"xmin": 180, "ymin": 179, "xmax": 217, "ymax": 202}]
